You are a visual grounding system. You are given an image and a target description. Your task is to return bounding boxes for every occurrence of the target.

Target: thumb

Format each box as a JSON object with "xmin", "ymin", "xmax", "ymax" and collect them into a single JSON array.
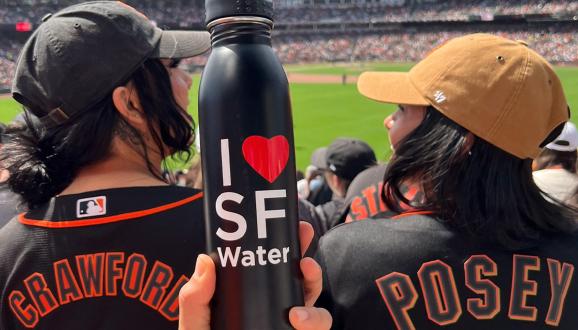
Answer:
[
  {"xmin": 178, "ymin": 254, "xmax": 216, "ymax": 330},
  {"xmin": 289, "ymin": 306, "xmax": 333, "ymax": 330}
]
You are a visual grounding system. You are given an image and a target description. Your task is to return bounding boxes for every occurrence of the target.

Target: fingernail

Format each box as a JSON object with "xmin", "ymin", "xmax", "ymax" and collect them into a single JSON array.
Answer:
[
  {"xmin": 294, "ymin": 308, "xmax": 309, "ymax": 322},
  {"xmin": 193, "ymin": 255, "xmax": 206, "ymax": 281}
]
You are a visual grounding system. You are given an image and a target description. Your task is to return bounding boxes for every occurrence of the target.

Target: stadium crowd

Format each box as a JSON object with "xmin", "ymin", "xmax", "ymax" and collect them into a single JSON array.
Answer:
[
  {"xmin": 2, "ymin": 26, "xmax": 578, "ymax": 89},
  {"xmin": 1, "ymin": 0, "xmax": 578, "ymax": 25},
  {"xmin": 1, "ymin": 0, "xmax": 578, "ymax": 90},
  {"xmin": 0, "ymin": 37, "xmax": 20, "ymax": 92},
  {"xmin": 275, "ymin": 26, "xmax": 578, "ymax": 63},
  {"xmin": 275, "ymin": 0, "xmax": 578, "ymax": 23}
]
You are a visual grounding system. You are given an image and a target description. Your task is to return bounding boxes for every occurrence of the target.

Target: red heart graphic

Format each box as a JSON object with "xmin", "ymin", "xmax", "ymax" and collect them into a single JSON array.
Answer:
[{"xmin": 242, "ymin": 135, "xmax": 290, "ymax": 183}]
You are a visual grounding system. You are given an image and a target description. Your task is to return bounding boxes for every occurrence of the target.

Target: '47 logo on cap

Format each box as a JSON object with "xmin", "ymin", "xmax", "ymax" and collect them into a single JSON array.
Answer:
[
  {"xmin": 76, "ymin": 196, "xmax": 107, "ymax": 218},
  {"xmin": 434, "ymin": 90, "xmax": 447, "ymax": 104}
]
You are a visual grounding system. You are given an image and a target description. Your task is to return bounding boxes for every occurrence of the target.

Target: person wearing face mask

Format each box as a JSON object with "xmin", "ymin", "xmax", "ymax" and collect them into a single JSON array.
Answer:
[
  {"xmin": 312, "ymin": 138, "xmax": 377, "ymax": 234},
  {"xmin": 315, "ymin": 34, "xmax": 578, "ymax": 329}
]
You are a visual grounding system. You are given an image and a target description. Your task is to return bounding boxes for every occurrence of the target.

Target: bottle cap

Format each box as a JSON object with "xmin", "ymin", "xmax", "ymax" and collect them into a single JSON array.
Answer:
[{"xmin": 205, "ymin": 0, "xmax": 273, "ymax": 26}]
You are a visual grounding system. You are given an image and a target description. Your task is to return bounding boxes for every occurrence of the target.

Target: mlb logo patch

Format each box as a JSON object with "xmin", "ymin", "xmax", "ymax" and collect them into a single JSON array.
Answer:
[{"xmin": 76, "ymin": 196, "xmax": 107, "ymax": 218}]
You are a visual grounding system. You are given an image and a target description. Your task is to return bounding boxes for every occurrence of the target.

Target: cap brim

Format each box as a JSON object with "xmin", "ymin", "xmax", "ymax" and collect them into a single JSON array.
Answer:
[
  {"xmin": 357, "ymin": 71, "xmax": 429, "ymax": 106},
  {"xmin": 152, "ymin": 30, "xmax": 211, "ymax": 59}
]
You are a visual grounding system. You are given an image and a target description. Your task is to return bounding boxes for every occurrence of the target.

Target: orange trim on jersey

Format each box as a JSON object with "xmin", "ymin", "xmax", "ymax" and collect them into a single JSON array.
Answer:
[
  {"xmin": 391, "ymin": 210, "xmax": 434, "ymax": 220},
  {"xmin": 19, "ymin": 192, "xmax": 203, "ymax": 229}
]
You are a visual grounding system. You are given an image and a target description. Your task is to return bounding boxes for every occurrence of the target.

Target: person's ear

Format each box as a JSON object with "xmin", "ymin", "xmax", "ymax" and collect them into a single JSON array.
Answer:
[
  {"xmin": 325, "ymin": 171, "xmax": 341, "ymax": 191},
  {"xmin": 330, "ymin": 172, "xmax": 340, "ymax": 187},
  {"xmin": 112, "ymin": 84, "xmax": 145, "ymax": 126}
]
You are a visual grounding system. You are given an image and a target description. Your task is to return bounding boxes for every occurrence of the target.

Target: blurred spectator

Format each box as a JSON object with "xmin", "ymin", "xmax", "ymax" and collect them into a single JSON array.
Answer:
[
  {"xmin": 300, "ymin": 147, "xmax": 334, "ymax": 206},
  {"xmin": 312, "ymin": 137, "xmax": 376, "ymax": 234},
  {"xmin": 533, "ymin": 122, "xmax": 578, "ymax": 204}
]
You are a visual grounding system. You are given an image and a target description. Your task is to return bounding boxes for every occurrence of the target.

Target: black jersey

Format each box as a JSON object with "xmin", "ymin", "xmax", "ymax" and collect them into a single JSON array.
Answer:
[
  {"xmin": 0, "ymin": 186, "xmax": 204, "ymax": 330},
  {"xmin": 316, "ymin": 214, "xmax": 578, "ymax": 329},
  {"xmin": 343, "ymin": 165, "xmax": 423, "ymax": 223}
]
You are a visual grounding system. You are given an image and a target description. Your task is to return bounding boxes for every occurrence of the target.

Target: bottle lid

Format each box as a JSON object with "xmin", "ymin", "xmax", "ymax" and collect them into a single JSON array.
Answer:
[{"xmin": 205, "ymin": 0, "xmax": 274, "ymax": 26}]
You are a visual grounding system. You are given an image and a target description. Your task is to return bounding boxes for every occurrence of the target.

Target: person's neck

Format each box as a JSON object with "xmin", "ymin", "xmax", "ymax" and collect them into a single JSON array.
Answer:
[{"xmin": 59, "ymin": 139, "xmax": 167, "ymax": 196}]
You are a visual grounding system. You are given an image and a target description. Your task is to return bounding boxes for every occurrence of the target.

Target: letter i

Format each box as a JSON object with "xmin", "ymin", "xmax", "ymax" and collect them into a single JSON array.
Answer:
[{"xmin": 221, "ymin": 139, "xmax": 231, "ymax": 187}]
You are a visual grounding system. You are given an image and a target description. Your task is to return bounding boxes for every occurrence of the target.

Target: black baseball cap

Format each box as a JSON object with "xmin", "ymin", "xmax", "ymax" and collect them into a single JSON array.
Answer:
[
  {"xmin": 310, "ymin": 147, "xmax": 328, "ymax": 169},
  {"xmin": 12, "ymin": 1, "xmax": 211, "ymax": 126},
  {"xmin": 322, "ymin": 138, "xmax": 377, "ymax": 181}
]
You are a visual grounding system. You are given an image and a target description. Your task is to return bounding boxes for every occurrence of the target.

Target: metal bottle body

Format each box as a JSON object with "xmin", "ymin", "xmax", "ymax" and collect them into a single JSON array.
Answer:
[{"xmin": 198, "ymin": 18, "xmax": 303, "ymax": 330}]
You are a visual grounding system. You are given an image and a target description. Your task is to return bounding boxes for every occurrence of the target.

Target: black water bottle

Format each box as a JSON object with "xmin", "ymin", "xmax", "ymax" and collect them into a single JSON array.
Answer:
[{"xmin": 198, "ymin": 0, "xmax": 304, "ymax": 328}]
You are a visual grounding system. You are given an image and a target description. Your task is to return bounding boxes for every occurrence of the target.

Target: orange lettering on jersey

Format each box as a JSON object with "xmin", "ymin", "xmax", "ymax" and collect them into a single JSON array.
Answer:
[
  {"xmin": 508, "ymin": 254, "xmax": 540, "ymax": 321},
  {"xmin": 376, "ymin": 272, "xmax": 419, "ymax": 330},
  {"xmin": 350, "ymin": 196, "xmax": 368, "ymax": 221},
  {"xmin": 76, "ymin": 253, "xmax": 105, "ymax": 297},
  {"xmin": 8, "ymin": 290, "xmax": 39, "ymax": 328},
  {"xmin": 159, "ymin": 275, "xmax": 190, "ymax": 321},
  {"xmin": 417, "ymin": 260, "xmax": 462, "ymax": 326},
  {"xmin": 377, "ymin": 182, "xmax": 387, "ymax": 212},
  {"xmin": 464, "ymin": 255, "xmax": 500, "ymax": 319},
  {"xmin": 122, "ymin": 253, "xmax": 148, "ymax": 298},
  {"xmin": 404, "ymin": 185, "xmax": 418, "ymax": 202},
  {"xmin": 140, "ymin": 261, "xmax": 175, "ymax": 309},
  {"xmin": 545, "ymin": 258, "xmax": 574, "ymax": 326},
  {"xmin": 23, "ymin": 272, "xmax": 59, "ymax": 316},
  {"xmin": 105, "ymin": 252, "xmax": 125, "ymax": 296},
  {"xmin": 7, "ymin": 252, "xmax": 192, "ymax": 325},
  {"xmin": 362, "ymin": 185, "xmax": 378, "ymax": 216},
  {"xmin": 53, "ymin": 259, "xmax": 83, "ymax": 304}
]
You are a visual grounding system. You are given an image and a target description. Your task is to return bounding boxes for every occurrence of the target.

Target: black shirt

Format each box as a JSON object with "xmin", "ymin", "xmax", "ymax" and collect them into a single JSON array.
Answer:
[
  {"xmin": 316, "ymin": 214, "xmax": 578, "ymax": 329},
  {"xmin": 0, "ymin": 186, "xmax": 204, "ymax": 329}
]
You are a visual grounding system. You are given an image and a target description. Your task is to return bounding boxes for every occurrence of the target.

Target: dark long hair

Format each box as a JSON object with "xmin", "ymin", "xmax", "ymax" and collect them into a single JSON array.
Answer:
[
  {"xmin": 383, "ymin": 106, "xmax": 577, "ymax": 249},
  {"xmin": 1, "ymin": 59, "xmax": 194, "ymax": 210}
]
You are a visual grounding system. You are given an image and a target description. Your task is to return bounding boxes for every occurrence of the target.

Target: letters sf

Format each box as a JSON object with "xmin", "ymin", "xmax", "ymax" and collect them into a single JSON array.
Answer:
[{"xmin": 214, "ymin": 138, "xmax": 292, "ymax": 268}]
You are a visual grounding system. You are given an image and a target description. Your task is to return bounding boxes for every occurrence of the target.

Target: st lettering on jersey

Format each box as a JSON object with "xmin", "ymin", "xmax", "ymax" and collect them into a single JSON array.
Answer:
[
  {"xmin": 375, "ymin": 254, "xmax": 575, "ymax": 329},
  {"xmin": 348, "ymin": 183, "xmax": 422, "ymax": 222},
  {"xmin": 8, "ymin": 252, "xmax": 188, "ymax": 328},
  {"xmin": 214, "ymin": 138, "xmax": 293, "ymax": 268}
]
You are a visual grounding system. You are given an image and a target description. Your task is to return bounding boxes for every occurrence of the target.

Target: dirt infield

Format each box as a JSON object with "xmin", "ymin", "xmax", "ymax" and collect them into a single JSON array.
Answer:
[{"xmin": 287, "ymin": 73, "xmax": 358, "ymax": 84}]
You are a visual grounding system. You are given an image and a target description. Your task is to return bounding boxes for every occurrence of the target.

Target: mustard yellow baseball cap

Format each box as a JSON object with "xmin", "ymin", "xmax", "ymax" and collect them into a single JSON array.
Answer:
[{"xmin": 358, "ymin": 33, "xmax": 569, "ymax": 159}]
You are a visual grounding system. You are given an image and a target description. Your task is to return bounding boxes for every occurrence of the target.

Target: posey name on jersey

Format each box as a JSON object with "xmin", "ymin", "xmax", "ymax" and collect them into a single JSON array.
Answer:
[{"xmin": 376, "ymin": 254, "xmax": 573, "ymax": 329}]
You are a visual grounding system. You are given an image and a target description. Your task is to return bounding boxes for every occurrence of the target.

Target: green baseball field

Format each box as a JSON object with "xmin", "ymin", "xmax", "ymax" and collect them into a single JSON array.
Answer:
[{"xmin": 1, "ymin": 62, "xmax": 577, "ymax": 171}]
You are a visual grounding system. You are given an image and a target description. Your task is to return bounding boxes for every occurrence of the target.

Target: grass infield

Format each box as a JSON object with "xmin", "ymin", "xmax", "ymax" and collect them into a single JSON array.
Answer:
[{"xmin": 1, "ymin": 62, "xmax": 578, "ymax": 171}]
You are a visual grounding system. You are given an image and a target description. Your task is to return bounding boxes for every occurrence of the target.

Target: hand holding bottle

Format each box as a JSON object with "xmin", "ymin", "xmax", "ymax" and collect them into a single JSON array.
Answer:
[{"xmin": 178, "ymin": 221, "xmax": 332, "ymax": 330}]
